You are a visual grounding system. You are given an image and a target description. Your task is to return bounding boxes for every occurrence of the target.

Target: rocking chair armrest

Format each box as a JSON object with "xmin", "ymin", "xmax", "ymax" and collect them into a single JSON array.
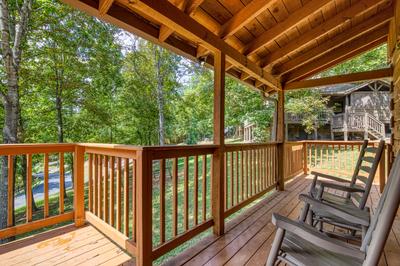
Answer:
[
  {"xmin": 311, "ymin": 171, "xmax": 351, "ymax": 184},
  {"xmin": 272, "ymin": 213, "xmax": 365, "ymax": 260},
  {"xmin": 317, "ymin": 181, "xmax": 365, "ymax": 193},
  {"xmin": 299, "ymin": 194, "xmax": 370, "ymax": 226}
]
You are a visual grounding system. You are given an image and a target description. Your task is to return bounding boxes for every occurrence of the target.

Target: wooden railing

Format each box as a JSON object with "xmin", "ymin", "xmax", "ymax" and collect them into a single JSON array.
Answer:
[
  {"xmin": 5, "ymin": 141, "xmax": 390, "ymax": 265},
  {"xmin": 0, "ymin": 144, "xmax": 76, "ymax": 240},
  {"xmin": 303, "ymin": 140, "xmax": 392, "ymax": 191},
  {"xmin": 224, "ymin": 143, "xmax": 278, "ymax": 218},
  {"xmin": 283, "ymin": 142, "xmax": 305, "ymax": 181}
]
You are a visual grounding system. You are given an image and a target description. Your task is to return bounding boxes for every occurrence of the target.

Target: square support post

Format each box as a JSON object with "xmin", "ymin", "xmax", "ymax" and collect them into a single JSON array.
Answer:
[
  {"xmin": 276, "ymin": 90, "xmax": 285, "ymax": 191},
  {"xmin": 212, "ymin": 50, "xmax": 225, "ymax": 236},
  {"xmin": 136, "ymin": 149, "xmax": 153, "ymax": 266},
  {"xmin": 73, "ymin": 145, "xmax": 85, "ymax": 227}
]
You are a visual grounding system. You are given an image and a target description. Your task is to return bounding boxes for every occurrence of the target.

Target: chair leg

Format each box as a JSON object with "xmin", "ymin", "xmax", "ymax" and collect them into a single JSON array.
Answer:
[{"xmin": 266, "ymin": 228, "xmax": 285, "ymax": 266}]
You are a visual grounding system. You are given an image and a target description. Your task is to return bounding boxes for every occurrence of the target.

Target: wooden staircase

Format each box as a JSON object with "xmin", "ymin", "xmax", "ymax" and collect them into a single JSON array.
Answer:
[{"xmin": 332, "ymin": 112, "xmax": 385, "ymax": 140}]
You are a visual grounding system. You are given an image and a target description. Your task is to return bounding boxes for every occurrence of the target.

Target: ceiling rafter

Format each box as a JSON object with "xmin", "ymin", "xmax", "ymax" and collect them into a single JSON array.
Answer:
[
  {"xmin": 122, "ymin": 0, "xmax": 280, "ymax": 89},
  {"xmin": 98, "ymin": 0, "xmax": 114, "ymax": 15},
  {"xmin": 158, "ymin": 0, "xmax": 204, "ymax": 42},
  {"xmin": 283, "ymin": 26, "xmax": 388, "ymax": 83},
  {"xmin": 284, "ymin": 68, "xmax": 393, "ymax": 90},
  {"xmin": 218, "ymin": 0, "xmax": 275, "ymax": 40},
  {"xmin": 243, "ymin": 0, "xmax": 332, "ymax": 56},
  {"xmin": 260, "ymin": 0, "xmax": 387, "ymax": 69},
  {"xmin": 274, "ymin": 7, "xmax": 393, "ymax": 76}
]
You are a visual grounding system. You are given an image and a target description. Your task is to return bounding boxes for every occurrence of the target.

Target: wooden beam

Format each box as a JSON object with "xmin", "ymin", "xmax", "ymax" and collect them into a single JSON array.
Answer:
[
  {"xmin": 123, "ymin": 0, "xmax": 280, "ymax": 90},
  {"xmin": 219, "ymin": 0, "xmax": 275, "ymax": 40},
  {"xmin": 212, "ymin": 50, "xmax": 225, "ymax": 236},
  {"xmin": 158, "ymin": 0, "xmax": 203, "ymax": 42},
  {"xmin": 274, "ymin": 8, "xmax": 393, "ymax": 75},
  {"xmin": 284, "ymin": 68, "xmax": 393, "ymax": 90},
  {"xmin": 185, "ymin": 0, "xmax": 204, "ymax": 15},
  {"xmin": 283, "ymin": 26, "xmax": 388, "ymax": 83},
  {"xmin": 244, "ymin": 0, "xmax": 331, "ymax": 56},
  {"xmin": 259, "ymin": 0, "xmax": 386, "ymax": 68},
  {"xmin": 98, "ymin": 0, "xmax": 114, "ymax": 15},
  {"xmin": 159, "ymin": 24, "xmax": 174, "ymax": 42}
]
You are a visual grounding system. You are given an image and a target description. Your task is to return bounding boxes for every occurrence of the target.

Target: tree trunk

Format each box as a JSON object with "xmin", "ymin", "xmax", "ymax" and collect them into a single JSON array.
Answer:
[
  {"xmin": 155, "ymin": 48, "xmax": 165, "ymax": 146},
  {"xmin": 0, "ymin": 0, "xmax": 32, "ymax": 242}
]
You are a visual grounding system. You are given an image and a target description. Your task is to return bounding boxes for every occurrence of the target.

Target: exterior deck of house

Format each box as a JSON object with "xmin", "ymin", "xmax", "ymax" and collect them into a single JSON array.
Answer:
[{"xmin": 1, "ymin": 174, "xmax": 399, "ymax": 266}]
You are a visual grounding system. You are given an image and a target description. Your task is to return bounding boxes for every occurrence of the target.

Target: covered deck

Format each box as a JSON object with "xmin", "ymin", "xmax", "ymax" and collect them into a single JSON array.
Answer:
[
  {"xmin": 1, "ymin": 174, "xmax": 399, "ymax": 265},
  {"xmin": 1, "ymin": 0, "xmax": 400, "ymax": 265}
]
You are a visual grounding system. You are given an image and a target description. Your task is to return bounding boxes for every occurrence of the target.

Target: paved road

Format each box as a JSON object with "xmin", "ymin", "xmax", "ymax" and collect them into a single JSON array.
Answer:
[{"xmin": 14, "ymin": 171, "xmax": 73, "ymax": 209}]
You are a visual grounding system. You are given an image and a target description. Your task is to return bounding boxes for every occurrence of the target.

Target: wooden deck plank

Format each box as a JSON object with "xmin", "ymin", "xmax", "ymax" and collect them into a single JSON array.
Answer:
[
  {"xmin": 181, "ymin": 176, "xmax": 309, "ymax": 266},
  {"xmin": 0, "ymin": 224, "xmax": 132, "ymax": 266},
  {"xmin": 205, "ymin": 179, "xmax": 311, "ymax": 265},
  {"xmin": 164, "ymin": 176, "xmax": 306, "ymax": 266}
]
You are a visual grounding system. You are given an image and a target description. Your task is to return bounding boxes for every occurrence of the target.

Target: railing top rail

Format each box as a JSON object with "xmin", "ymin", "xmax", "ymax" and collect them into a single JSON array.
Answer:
[{"xmin": 0, "ymin": 143, "xmax": 76, "ymax": 156}]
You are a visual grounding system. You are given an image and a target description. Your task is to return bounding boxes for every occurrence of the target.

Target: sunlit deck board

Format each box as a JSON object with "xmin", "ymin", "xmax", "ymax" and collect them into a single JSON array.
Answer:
[
  {"xmin": 163, "ymin": 174, "xmax": 400, "ymax": 266},
  {"xmin": 0, "ymin": 224, "xmax": 133, "ymax": 266}
]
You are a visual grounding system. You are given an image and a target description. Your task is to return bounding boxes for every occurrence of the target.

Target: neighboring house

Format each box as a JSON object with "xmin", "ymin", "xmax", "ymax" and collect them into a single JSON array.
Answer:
[{"xmin": 286, "ymin": 80, "xmax": 391, "ymax": 141}]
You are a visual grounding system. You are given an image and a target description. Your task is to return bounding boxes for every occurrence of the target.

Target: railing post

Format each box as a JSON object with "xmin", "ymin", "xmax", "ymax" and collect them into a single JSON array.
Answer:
[
  {"xmin": 73, "ymin": 144, "xmax": 85, "ymax": 227},
  {"xmin": 212, "ymin": 50, "xmax": 225, "ymax": 236},
  {"xmin": 276, "ymin": 90, "xmax": 285, "ymax": 191},
  {"xmin": 303, "ymin": 142, "xmax": 308, "ymax": 174},
  {"xmin": 136, "ymin": 149, "xmax": 153, "ymax": 266},
  {"xmin": 379, "ymin": 145, "xmax": 386, "ymax": 193}
]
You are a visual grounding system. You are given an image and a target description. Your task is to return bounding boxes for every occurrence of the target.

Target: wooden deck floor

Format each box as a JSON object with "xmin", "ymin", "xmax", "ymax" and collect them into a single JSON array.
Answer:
[
  {"xmin": 0, "ymin": 224, "xmax": 134, "ymax": 266},
  {"xmin": 1, "ymin": 174, "xmax": 399, "ymax": 266}
]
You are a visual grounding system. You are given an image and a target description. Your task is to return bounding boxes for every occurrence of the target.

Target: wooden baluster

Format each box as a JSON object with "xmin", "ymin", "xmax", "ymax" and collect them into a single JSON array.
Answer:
[
  {"xmin": 245, "ymin": 150, "xmax": 249, "ymax": 199},
  {"xmin": 172, "ymin": 158, "xmax": 178, "ymax": 236},
  {"xmin": 235, "ymin": 151, "xmax": 239, "ymax": 204},
  {"xmin": 74, "ymin": 145, "xmax": 85, "ymax": 227},
  {"xmin": 184, "ymin": 157, "xmax": 189, "ymax": 231},
  {"xmin": 27, "ymin": 154, "xmax": 32, "ymax": 222},
  {"xmin": 338, "ymin": 145, "xmax": 342, "ymax": 172},
  {"xmin": 230, "ymin": 152, "xmax": 234, "ymax": 207},
  {"xmin": 94, "ymin": 155, "xmax": 99, "ymax": 216},
  {"xmin": 116, "ymin": 157, "xmax": 122, "ymax": 232},
  {"xmin": 44, "ymin": 154, "xmax": 49, "ymax": 218},
  {"xmin": 104, "ymin": 156, "xmax": 109, "ymax": 223},
  {"xmin": 88, "ymin": 154, "xmax": 93, "ymax": 213},
  {"xmin": 7, "ymin": 155, "xmax": 13, "ymax": 226},
  {"xmin": 160, "ymin": 159, "xmax": 166, "ymax": 243},
  {"xmin": 124, "ymin": 158, "xmax": 129, "ymax": 237},
  {"xmin": 110, "ymin": 156, "xmax": 115, "ymax": 227},
  {"xmin": 260, "ymin": 149, "xmax": 263, "ymax": 191},
  {"xmin": 320, "ymin": 144, "xmax": 323, "ymax": 169},
  {"xmin": 99, "ymin": 155, "xmax": 103, "ymax": 219},
  {"xmin": 194, "ymin": 155, "xmax": 198, "ymax": 226},
  {"xmin": 250, "ymin": 149, "xmax": 253, "ymax": 196},
  {"xmin": 202, "ymin": 155, "xmax": 207, "ymax": 222},
  {"xmin": 224, "ymin": 153, "xmax": 228, "ymax": 210},
  {"xmin": 267, "ymin": 146, "xmax": 270, "ymax": 187},
  {"xmin": 59, "ymin": 152, "xmax": 65, "ymax": 214},
  {"xmin": 240, "ymin": 150, "xmax": 244, "ymax": 202},
  {"xmin": 132, "ymin": 159, "xmax": 136, "ymax": 241}
]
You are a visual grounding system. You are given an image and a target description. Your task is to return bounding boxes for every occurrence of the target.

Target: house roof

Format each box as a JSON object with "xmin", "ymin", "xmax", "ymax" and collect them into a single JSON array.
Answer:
[
  {"xmin": 62, "ymin": 0, "xmax": 393, "ymax": 93},
  {"xmin": 319, "ymin": 79, "xmax": 390, "ymax": 96}
]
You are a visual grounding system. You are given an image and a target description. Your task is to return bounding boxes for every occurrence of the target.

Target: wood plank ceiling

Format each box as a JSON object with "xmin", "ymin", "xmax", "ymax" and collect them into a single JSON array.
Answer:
[{"xmin": 62, "ymin": 0, "xmax": 393, "ymax": 94}]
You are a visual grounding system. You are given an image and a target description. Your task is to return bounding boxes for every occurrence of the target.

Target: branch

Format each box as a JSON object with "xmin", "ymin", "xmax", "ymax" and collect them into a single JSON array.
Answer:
[
  {"xmin": 0, "ymin": 0, "xmax": 12, "ymax": 59},
  {"xmin": 12, "ymin": 0, "xmax": 32, "ymax": 66}
]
